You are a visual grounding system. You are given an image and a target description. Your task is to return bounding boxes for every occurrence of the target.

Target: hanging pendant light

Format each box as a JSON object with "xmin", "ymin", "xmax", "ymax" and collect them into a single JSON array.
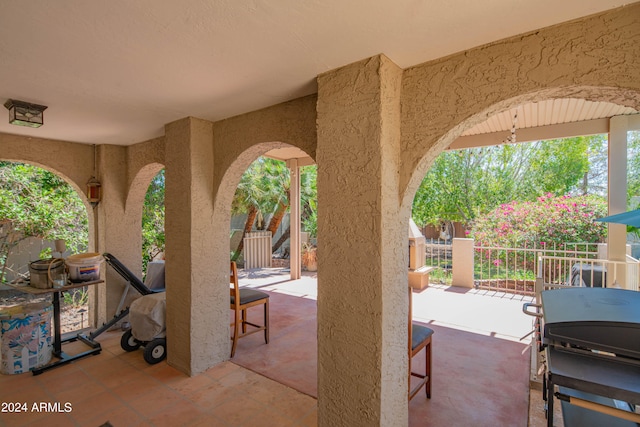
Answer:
[{"xmin": 503, "ymin": 111, "xmax": 518, "ymax": 145}]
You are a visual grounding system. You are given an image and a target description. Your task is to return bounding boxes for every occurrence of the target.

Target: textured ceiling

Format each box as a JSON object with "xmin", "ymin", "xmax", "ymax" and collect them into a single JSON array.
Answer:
[{"xmin": 0, "ymin": 1, "xmax": 636, "ymax": 146}]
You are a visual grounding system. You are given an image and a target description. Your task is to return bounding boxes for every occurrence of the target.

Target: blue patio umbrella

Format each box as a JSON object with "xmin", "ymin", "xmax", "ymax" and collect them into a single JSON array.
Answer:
[{"xmin": 594, "ymin": 209, "xmax": 640, "ymax": 228}]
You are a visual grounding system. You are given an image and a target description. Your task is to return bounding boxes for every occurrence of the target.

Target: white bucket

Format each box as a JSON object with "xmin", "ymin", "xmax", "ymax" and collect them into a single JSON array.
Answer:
[{"xmin": 66, "ymin": 253, "xmax": 103, "ymax": 283}]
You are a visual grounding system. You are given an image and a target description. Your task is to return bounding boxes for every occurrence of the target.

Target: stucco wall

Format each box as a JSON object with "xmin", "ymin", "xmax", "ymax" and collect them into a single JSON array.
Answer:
[
  {"xmin": 0, "ymin": 133, "xmax": 167, "ymax": 326},
  {"xmin": 399, "ymin": 3, "xmax": 640, "ymax": 206},
  {"xmin": 0, "ymin": 4, "xmax": 639, "ymax": 426},
  {"xmin": 0, "ymin": 133, "xmax": 103, "ymax": 323},
  {"xmin": 211, "ymin": 94, "xmax": 317, "ymax": 195},
  {"xmin": 0, "ymin": 133, "xmax": 96, "ymax": 197}
]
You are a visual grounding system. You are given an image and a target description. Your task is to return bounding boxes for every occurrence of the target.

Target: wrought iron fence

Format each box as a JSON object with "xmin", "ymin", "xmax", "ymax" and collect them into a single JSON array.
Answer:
[
  {"xmin": 423, "ymin": 238, "xmax": 452, "ymax": 284},
  {"xmin": 473, "ymin": 241, "xmax": 600, "ymax": 295}
]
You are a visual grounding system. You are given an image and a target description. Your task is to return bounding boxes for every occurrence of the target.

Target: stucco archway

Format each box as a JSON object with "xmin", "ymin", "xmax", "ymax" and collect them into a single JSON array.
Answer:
[
  {"xmin": 125, "ymin": 161, "xmax": 166, "ymax": 268},
  {"xmin": 213, "ymin": 141, "xmax": 315, "ymax": 276},
  {"xmin": 0, "ymin": 137, "xmax": 98, "ymax": 252},
  {"xmin": 401, "ymin": 89, "xmax": 640, "ymax": 215},
  {"xmin": 126, "ymin": 162, "xmax": 165, "ymax": 215},
  {"xmin": 99, "ymin": 161, "xmax": 166, "ymax": 324},
  {"xmin": 0, "ymin": 157, "xmax": 93, "ymax": 225},
  {"xmin": 313, "ymin": 6, "xmax": 639, "ymax": 424},
  {"xmin": 399, "ymin": 4, "xmax": 639, "ymax": 201},
  {"xmin": 401, "ymin": 90, "xmax": 640, "ymax": 214},
  {"xmin": 0, "ymin": 158, "xmax": 99, "ymax": 334},
  {"xmin": 208, "ymin": 142, "xmax": 315, "ymax": 372},
  {"xmin": 213, "ymin": 142, "xmax": 302, "ymax": 239},
  {"xmin": 0, "ymin": 158, "xmax": 93, "ymax": 276}
]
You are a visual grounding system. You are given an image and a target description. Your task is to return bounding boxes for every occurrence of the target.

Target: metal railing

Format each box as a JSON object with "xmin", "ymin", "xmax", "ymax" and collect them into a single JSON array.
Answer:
[
  {"xmin": 473, "ymin": 242, "xmax": 600, "ymax": 295},
  {"xmin": 537, "ymin": 255, "xmax": 640, "ymax": 291},
  {"xmin": 525, "ymin": 256, "xmax": 640, "ymax": 385},
  {"xmin": 626, "ymin": 254, "xmax": 640, "ymax": 291},
  {"xmin": 423, "ymin": 238, "xmax": 452, "ymax": 284}
]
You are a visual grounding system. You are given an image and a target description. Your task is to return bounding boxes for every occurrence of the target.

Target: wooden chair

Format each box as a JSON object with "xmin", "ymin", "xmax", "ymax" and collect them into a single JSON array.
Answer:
[
  {"xmin": 229, "ymin": 261, "xmax": 269, "ymax": 357},
  {"xmin": 409, "ymin": 286, "xmax": 433, "ymax": 400}
]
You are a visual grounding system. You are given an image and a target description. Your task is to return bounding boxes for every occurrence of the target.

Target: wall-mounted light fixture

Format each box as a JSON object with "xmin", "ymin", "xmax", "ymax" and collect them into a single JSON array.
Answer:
[
  {"xmin": 86, "ymin": 144, "xmax": 101, "ymax": 207},
  {"xmin": 4, "ymin": 99, "xmax": 48, "ymax": 128},
  {"xmin": 86, "ymin": 177, "xmax": 102, "ymax": 207}
]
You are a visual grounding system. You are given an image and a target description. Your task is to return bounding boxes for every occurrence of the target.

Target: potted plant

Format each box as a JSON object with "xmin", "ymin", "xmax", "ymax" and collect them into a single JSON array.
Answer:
[{"xmin": 301, "ymin": 242, "xmax": 317, "ymax": 272}]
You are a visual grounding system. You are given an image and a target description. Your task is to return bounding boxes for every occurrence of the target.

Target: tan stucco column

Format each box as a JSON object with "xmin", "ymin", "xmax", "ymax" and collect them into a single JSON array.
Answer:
[
  {"xmin": 165, "ymin": 117, "xmax": 227, "ymax": 375},
  {"xmin": 316, "ymin": 55, "xmax": 408, "ymax": 426}
]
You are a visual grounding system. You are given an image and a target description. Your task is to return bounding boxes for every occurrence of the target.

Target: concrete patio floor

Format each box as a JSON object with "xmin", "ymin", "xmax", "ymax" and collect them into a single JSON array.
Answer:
[
  {"xmin": 0, "ymin": 267, "xmax": 561, "ymax": 426},
  {"xmin": 233, "ymin": 267, "xmax": 549, "ymax": 426}
]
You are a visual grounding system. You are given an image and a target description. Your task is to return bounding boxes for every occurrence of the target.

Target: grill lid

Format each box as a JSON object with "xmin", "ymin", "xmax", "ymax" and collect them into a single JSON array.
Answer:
[{"xmin": 541, "ymin": 287, "xmax": 640, "ymax": 359}]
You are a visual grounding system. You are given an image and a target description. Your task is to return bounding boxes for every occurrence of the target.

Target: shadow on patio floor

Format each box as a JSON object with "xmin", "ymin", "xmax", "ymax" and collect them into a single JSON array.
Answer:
[{"xmin": 233, "ymin": 269, "xmax": 535, "ymax": 426}]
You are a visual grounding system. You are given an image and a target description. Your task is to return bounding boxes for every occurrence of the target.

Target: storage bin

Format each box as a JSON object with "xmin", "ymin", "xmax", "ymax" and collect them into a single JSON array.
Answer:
[
  {"xmin": 0, "ymin": 302, "xmax": 53, "ymax": 374},
  {"xmin": 66, "ymin": 252, "xmax": 104, "ymax": 282},
  {"xmin": 29, "ymin": 258, "xmax": 65, "ymax": 289}
]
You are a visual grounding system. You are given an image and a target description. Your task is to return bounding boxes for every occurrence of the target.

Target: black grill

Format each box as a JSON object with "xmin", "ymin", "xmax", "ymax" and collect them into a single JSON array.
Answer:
[
  {"xmin": 538, "ymin": 287, "xmax": 640, "ymax": 427},
  {"xmin": 542, "ymin": 287, "xmax": 640, "ymax": 359}
]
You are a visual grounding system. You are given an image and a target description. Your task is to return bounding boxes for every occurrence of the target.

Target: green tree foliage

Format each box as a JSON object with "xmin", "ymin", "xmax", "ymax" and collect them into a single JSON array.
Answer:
[
  {"xmin": 625, "ymin": 131, "xmax": 640, "ymax": 238},
  {"xmin": 231, "ymin": 158, "xmax": 290, "ymax": 260},
  {"xmin": 412, "ymin": 137, "xmax": 592, "ymax": 227},
  {"xmin": 581, "ymin": 134, "xmax": 608, "ymax": 196},
  {"xmin": 628, "ymin": 131, "xmax": 640, "ymax": 208},
  {"xmin": 300, "ymin": 165, "xmax": 317, "ymax": 238},
  {"xmin": 232, "ymin": 158, "xmax": 289, "ymax": 224},
  {"xmin": 231, "ymin": 158, "xmax": 318, "ymax": 259},
  {"xmin": 142, "ymin": 169, "xmax": 165, "ymax": 273},
  {"xmin": 470, "ymin": 194, "xmax": 608, "ymax": 247},
  {"xmin": 139, "ymin": 159, "xmax": 319, "ymax": 267},
  {"xmin": 0, "ymin": 162, "xmax": 87, "ymax": 282}
]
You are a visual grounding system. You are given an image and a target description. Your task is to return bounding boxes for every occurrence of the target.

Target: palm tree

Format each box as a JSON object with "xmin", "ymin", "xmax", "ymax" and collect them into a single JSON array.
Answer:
[
  {"xmin": 231, "ymin": 160, "xmax": 269, "ymax": 260},
  {"xmin": 231, "ymin": 158, "xmax": 318, "ymax": 260},
  {"xmin": 271, "ymin": 164, "xmax": 317, "ymax": 254},
  {"xmin": 262, "ymin": 160, "xmax": 290, "ymax": 248}
]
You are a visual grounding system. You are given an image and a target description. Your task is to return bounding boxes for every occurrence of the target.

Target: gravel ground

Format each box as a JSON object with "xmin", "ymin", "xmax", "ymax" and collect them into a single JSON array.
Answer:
[{"xmin": 0, "ymin": 288, "xmax": 90, "ymax": 334}]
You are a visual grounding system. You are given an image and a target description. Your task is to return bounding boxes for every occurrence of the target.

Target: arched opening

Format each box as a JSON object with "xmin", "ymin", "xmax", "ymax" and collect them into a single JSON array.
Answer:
[
  {"xmin": 0, "ymin": 160, "xmax": 91, "ymax": 333},
  {"xmin": 230, "ymin": 157, "xmax": 317, "ymax": 273},
  {"xmin": 141, "ymin": 168, "xmax": 165, "ymax": 275},
  {"xmin": 213, "ymin": 141, "xmax": 318, "ymax": 396},
  {"xmin": 400, "ymin": 92, "xmax": 639, "ymax": 424},
  {"xmin": 126, "ymin": 162, "xmax": 166, "ymax": 277},
  {"xmin": 102, "ymin": 162, "xmax": 166, "ymax": 326}
]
